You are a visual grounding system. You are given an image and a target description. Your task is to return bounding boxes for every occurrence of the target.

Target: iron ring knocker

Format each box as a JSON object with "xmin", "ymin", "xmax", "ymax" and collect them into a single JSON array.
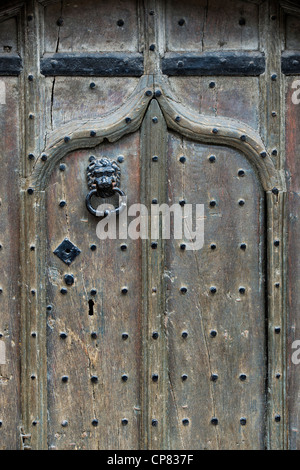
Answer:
[
  {"xmin": 86, "ymin": 186, "xmax": 127, "ymax": 218},
  {"xmin": 85, "ymin": 156, "xmax": 126, "ymax": 218}
]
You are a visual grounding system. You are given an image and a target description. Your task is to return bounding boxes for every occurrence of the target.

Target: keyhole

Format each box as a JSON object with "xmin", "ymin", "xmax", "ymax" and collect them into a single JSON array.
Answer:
[{"xmin": 88, "ymin": 299, "xmax": 94, "ymax": 316}]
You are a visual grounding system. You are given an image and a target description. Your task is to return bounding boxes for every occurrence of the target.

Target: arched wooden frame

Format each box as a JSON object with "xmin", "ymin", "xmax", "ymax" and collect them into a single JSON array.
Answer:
[{"xmin": 21, "ymin": 74, "xmax": 286, "ymax": 450}]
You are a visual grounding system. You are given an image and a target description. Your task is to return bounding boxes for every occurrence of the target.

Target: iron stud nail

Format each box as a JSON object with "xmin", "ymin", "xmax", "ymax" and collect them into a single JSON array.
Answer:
[
  {"xmin": 27, "ymin": 188, "xmax": 34, "ymax": 195},
  {"xmin": 145, "ymin": 90, "xmax": 152, "ymax": 97},
  {"xmin": 210, "ymin": 330, "xmax": 217, "ymax": 338},
  {"xmin": 90, "ymin": 244, "xmax": 97, "ymax": 251},
  {"xmin": 60, "ymin": 332, "xmax": 67, "ymax": 339},
  {"xmin": 64, "ymin": 136, "xmax": 70, "ymax": 143},
  {"xmin": 152, "ymin": 155, "xmax": 158, "ymax": 162},
  {"xmin": 120, "ymin": 244, "xmax": 127, "ymax": 251},
  {"xmin": 240, "ymin": 134, "xmax": 246, "ymax": 141},
  {"xmin": 152, "ymin": 419, "xmax": 158, "ymax": 427},
  {"xmin": 64, "ymin": 274, "xmax": 74, "ymax": 286},
  {"xmin": 90, "ymin": 130, "xmax": 96, "ymax": 137},
  {"xmin": 152, "ymin": 374, "xmax": 159, "ymax": 382},
  {"xmin": 122, "ymin": 419, "xmax": 128, "ymax": 426},
  {"xmin": 151, "ymin": 242, "xmax": 158, "ymax": 249},
  {"xmin": 92, "ymin": 419, "xmax": 98, "ymax": 427},
  {"xmin": 61, "ymin": 420, "xmax": 68, "ymax": 427},
  {"xmin": 210, "ymin": 286, "xmax": 217, "ymax": 294},
  {"xmin": 210, "ymin": 200, "xmax": 216, "ymax": 207},
  {"xmin": 59, "ymin": 200, "xmax": 66, "ymax": 207},
  {"xmin": 211, "ymin": 243, "xmax": 217, "ymax": 250},
  {"xmin": 41, "ymin": 154, "xmax": 47, "ymax": 161},
  {"xmin": 179, "ymin": 199, "xmax": 186, "ymax": 206},
  {"xmin": 28, "ymin": 153, "xmax": 35, "ymax": 160},
  {"xmin": 117, "ymin": 155, "xmax": 124, "ymax": 163},
  {"xmin": 240, "ymin": 243, "xmax": 247, "ymax": 250},
  {"xmin": 57, "ymin": 17, "xmax": 64, "ymax": 26},
  {"xmin": 239, "ymin": 18, "xmax": 246, "ymax": 26},
  {"xmin": 155, "ymin": 90, "xmax": 162, "ymax": 97},
  {"xmin": 180, "ymin": 286, "xmax": 187, "ymax": 294},
  {"xmin": 60, "ymin": 288, "xmax": 67, "ymax": 295},
  {"xmin": 179, "ymin": 156, "xmax": 186, "ymax": 163},
  {"xmin": 239, "ymin": 373, "xmax": 247, "ymax": 381},
  {"xmin": 272, "ymin": 149, "xmax": 278, "ymax": 156},
  {"xmin": 271, "ymin": 73, "xmax": 277, "ymax": 81},
  {"xmin": 62, "ymin": 376, "xmax": 68, "ymax": 383},
  {"xmin": 211, "ymin": 418, "xmax": 218, "ymax": 425},
  {"xmin": 31, "ymin": 332, "xmax": 37, "ymax": 338},
  {"xmin": 180, "ymin": 243, "xmax": 186, "ymax": 251},
  {"xmin": 125, "ymin": 117, "xmax": 131, "ymax": 123},
  {"xmin": 178, "ymin": 18, "xmax": 185, "ymax": 26},
  {"xmin": 260, "ymin": 151, "xmax": 267, "ymax": 158},
  {"xmin": 152, "ymin": 331, "xmax": 159, "ymax": 339},
  {"xmin": 121, "ymin": 287, "xmax": 128, "ymax": 294},
  {"xmin": 91, "ymin": 375, "xmax": 98, "ymax": 384},
  {"xmin": 122, "ymin": 333, "xmax": 129, "ymax": 340},
  {"xmin": 28, "ymin": 74, "xmax": 34, "ymax": 81},
  {"xmin": 275, "ymin": 327, "xmax": 281, "ymax": 334},
  {"xmin": 240, "ymin": 417, "xmax": 247, "ymax": 426},
  {"xmin": 91, "ymin": 332, "xmax": 98, "ymax": 339},
  {"xmin": 175, "ymin": 116, "xmax": 181, "ymax": 122},
  {"xmin": 239, "ymin": 286, "xmax": 246, "ymax": 294},
  {"xmin": 149, "ymin": 44, "xmax": 155, "ymax": 51},
  {"xmin": 182, "ymin": 374, "xmax": 188, "ymax": 381},
  {"xmin": 90, "ymin": 289, "xmax": 97, "ymax": 296},
  {"xmin": 274, "ymin": 240, "xmax": 280, "ymax": 247},
  {"xmin": 275, "ymin": 414, "xmax": 281, "ymax": 422},
  {"xmin": 238, "ymin": 169, "xmax": 245, "ymax": 177},
  {"xmin": 212, "ymin": 128, "xmax": 218, "ymax": 134},
  {"xmin": 152, "ymin": 116, "xmax": 158, "ymax": 123},
  {"xmin": 182, "ymin": 331, "xmax": 188, "ymax": 338},
  {"xmin": 122, "ymin": 374, "xmax": 128, "ymax": 382},
  {"xmin": 59, "ymin": 164, "xmax": 66, "ymax": 171},
  {"xmin": 90, "ymin": 82, "xmax": 96, "ymax": 89},
  {"xmin": 117, "ymin": 19, "xmax": 124, "ymax": 27},
  {"xmin": 211, "ymin": 374, "xmax": 218, "ymax": 382},
  {"xmin": 209, "ymin": 81, "xmax": 216, "ymax": 88},
  {"xmin": 272, "ymin": 187, "xmax": 279, "ymax": 195},
  {"xmin": 209, "ymin": 155, "xmax": 216, "ymax": 163},
  {"xmin": 182, "ymin": 419, "xmax": 189, "ymax": 426}
]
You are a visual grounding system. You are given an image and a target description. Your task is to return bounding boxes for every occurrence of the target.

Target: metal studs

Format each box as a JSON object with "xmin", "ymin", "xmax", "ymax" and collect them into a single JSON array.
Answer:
[
  {"xmin": 210, "ymin": 286, "xmax": 217, "ymax": 294},
  {"xmin": 152, "ymin": 419, "xmax": 158, "ymax": 427},
  {"xmin": 240, "ymin": 417, "xmax": 247, "ymax": 426},
  {"xmin": 152, "ymin": 331, "xmax": 159, "ymax": 340},
  {"xmin": 275, "ymin": 327, "xmax": 281, "ymax": 334},
  {"xmin": 92, "ymin": 419, "xmax": 99, "ymax": 427},
  {"xmin": 182, "ymin": 418, "xmax": 189, "ymax": 426},
  {"xmin": 28, "ymin": 153, "xmax": 35, "ymax": 160},
  {"xmin": 275, "ymin": 414, "xmax": 281, "ymax": 422},
  {"xmin": 182, "ymin": 374, "xmax": 188, "ymax": 381},
  {"xmin": 239, "ymin": 373, "xmax": 247, "ymax": 381},
  {"xmin": 211, "ymin": 418, "xmax": 218, "ymax": 425},
  {"xmin": 31, "ymin": 375, "xmax": 36, "ymax": 380},
  {"xmin": 28, "ymin": 74, "xmax": 34, "ymax": 81},
  {"xmin": 120, "ymin": 244, "xmax": 127, "ymax": 251},
  {"xmin": 30, "ymin": 245, "xmax": 35, "ymax": 251},
  {"xmin": 64, "ymin": 136, "xmax": 70, "ymax": 143},
  {"xmin": 180, "ymin": 286, "xmax": 187, "ymax": 294},
  {"xmin": 210, "ymin": 330, "xmax": 217, "ymax": 338},
  {"xmin": 240, "ymin": 135, "xmax": 246, "ymax": 141},
  {"xmin": 271, "ymin": 73, "xmax": 277, "ymax": 81},
  {"xmin": 91, "ymin": 332, "xmax": 98, "ymax": 339},
  {"xmin": 175, "ymin": 116, "xmax": 181, "ymax": 122},
  {"xmin": 272, "ymin": 149, "xmax": 278, "ymax": 156},
  {"xmin": 59, "ymin": 200, "xmax": 66, "ymax": 208},
  {"xmin": 275, "ymin": 282, "xmax": 280, "ymax": 288},
  {"xmin": 145, "ymin": 90, "xmax": 152, "ymax": 97},
  {"xmin": 90, "ymin": 82, "xmax": 96, "ymax": 89},
  {"xmin": 260, "ymin": 151, "xmax": 267, "ymax": 158},
  {"xmin": 209, "ymin": 81, "xmax": 215, "ymax": 88},
  {"xmin": 121, "ymin": 374, "xmax": 128, "ymax": 382},
  {"xmin": 60, "ymin": 288, "xmax": 67, "ymax": 295},
  {"xmin": 152, "ymin": 373, "xmax": 159, "ymax": 382},
  {"xmin": 179, "ymin": 199, "xmax": 186, "ymax": 207},
  {"xmin": 27, "ymin": 188, "xmax": 34, "ymax": 195},
  {"xmin": 41, "ymin": 154, "xmax": 47, "ymax": 161},
  {"xmin": 178, "ymin": 18, "xmax": 185, "ymax": 26},
  {"xmin": 239, "ymin": 199, "xmax": 245, "ymax": 206},
  {"xmin": 46, "ymin": 305, "xmax": 52, "ymax": 311},
  {"xmin": 59, "ymin": 164, "xmax": 66, "ymax": 171},
  {"xmin": 31, "ymin": 289, "xmax": 36, "ymax": 296},
  {"xmin": 151, "ymin": 242, "xmax": 158, "ymax": 249},
  {"xmin": 125, "ymin": 117, "xmax": 131, "ymax": 124},
  {"xmin": 272, "ymin": 111, "xmax": 277, "ymax": 117},
  {"xmin": 276, "ymin": 373, "xmax": 281, "ymax": 379},
  {"xmin": 117, "ymin": 19, "xmax": 124, "ymax": 27},
  {"xmin": 64, "ymin": 274, "xmax": 74, "ymax": 286},
  {"xmin": 152, "ymin": 198, "xmax": 158, "ymax": 204},
  {"xmin": 90, "ymin": 244, "xmax": 97, "ymax": 251},
  {"xmin": 57, "ymin": 17, "xmax": 64, "ymax": 27},
  {"xmin": 117, "ymin": 155, "xmax": 124, "ymax": 163},
  {"xmin": 240, "ymin": 243, "xmax": 247, "ymax": 250},
  {"xmin": 32, "ymin": 421, "xmax": 38, "ymax": 426},
  {"xmin": 62, "ymin": 376, "xmax": 68, "ymax": 383},
  {"xmin": 239, "ymin": 286, "xmax": 246, "ymax": 294},
  {"xmin": 209, "ymin": 200, "xmax": 216, "ymax": 207},
  {"xmin": 155, "ymin": 90, "xmax": 162, "ymax": 97},
  {"xmin": 152, "ymin": 155, "xmax": 158, "ymax": 162},
  {"xmin": 238, "ymin": 169, "xmax": 245, "ymax": 177},
  {"xmin": 91, "ymin": 375, "xmax": 98, "ymax": 384},
  {"xmin": 61, "ymin": 420, "xmax": 68, "ymax": 428},
  {"xmin": 149, "ymin": 44, "xmax": 155, "ymax": 51},
  {"xmin": 272, "ymin": 187, "xmax": 279, "ymax": 195},
  {"xmin": 179, "ymin": 156, "xmax": 186, "ymax": 163},
  {"xmin": 239, "ymin": 18, "xmax": 246, "ymax": 26},
  {"xmin": 182, "ymin": 331, "xmax": 188, "ymax": 338},
  {"xmin": 31, "ymin": 332, "xmax": 37, "ymax": 338},
  {"xmin": 122, "ymin": 419, "xmax": 128, "ymax": 426},
  {"xmin": 90, "ymin": 289, "xmax": 97, "ymax": 296},
  {"xmin": 212, "ymin": 128, "xmax": 218, "ymax": 134},
  {"xmin": 29, "ymin": 113, "xmax": 34, "ymax": 120},
  {"xmin": 152, "ymin": 116, "xmax": 158, "ymax": 123},
  {"xmin": 90, "ymin": 130, "xmax": 96, "ymax": 137},
  {"xmin": 274, "ymin": 239, "xmax": 280, "ymax": 247},
  {"xmin": 211, "ymin": 243, "xmax": 217, "ymax": 250},
  {"xmin": 180, "ymin": 243, "xmax": 186, "ymax": 251},
  {"xmin": 211, "ymin": 374, "xmax": 218, "ymax": 382},
  {"xmin": 122, "ymin": 332, "xmax": 129, "ymax": 340},
  {"xmin": 209, "ymin": 155, "xmax": 216, "ymax": 163}
]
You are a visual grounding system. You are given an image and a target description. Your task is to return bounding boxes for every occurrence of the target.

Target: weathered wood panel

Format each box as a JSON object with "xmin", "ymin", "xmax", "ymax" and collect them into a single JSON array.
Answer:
[
  {"xmin": 165, "ymin": 135, "xmax": 266, "ymax": 449},
  {"xmin": 43, "ymin": 0, "xmax": 139, "ymax": 53},
  {"xmin": 165, "ymin": 0, "xmax": 259, "ymax": 52},
  {"xmin": 285, "ymin": 13, "xmax": 300, "ymax": 51},
  {"xmin": 46, "ymin": 133, "xmax": 142, "ymax": 450},
  {"xmin": 285, "ymin": 75, "xmax": 300, "ymax": 450},
  {"xmin": 0, "ymin": 77, "xmax": 21, "ymax": 450},
  {"xmin": 168, "ymin": 76, "xmax": 260, "ymax": 130},
  {"xmin": 0, "ymin": 16, "xmax": 18, "ymax": 53}
]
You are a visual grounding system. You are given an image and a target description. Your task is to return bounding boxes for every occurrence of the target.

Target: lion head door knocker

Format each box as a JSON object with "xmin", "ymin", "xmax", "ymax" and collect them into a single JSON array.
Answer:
[{"xmin": 85, "ymin": 156, "xmax": 126, "ymax": 217}]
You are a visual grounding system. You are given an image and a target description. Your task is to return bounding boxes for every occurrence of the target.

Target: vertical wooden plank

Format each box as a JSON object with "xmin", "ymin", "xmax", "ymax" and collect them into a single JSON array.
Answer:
[
  {"xmin": 0, "ymin": 77, "xmax": 21, "ymax": 450},
  {"xmin": 140, "ymin": 99, "xmax": 168, "ymax": 449}
]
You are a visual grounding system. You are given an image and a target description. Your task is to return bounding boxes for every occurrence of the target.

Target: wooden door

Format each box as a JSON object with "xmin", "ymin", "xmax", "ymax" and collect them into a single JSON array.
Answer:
[{"xmin": 1, "ymin": 0, "xmax": 298, "ymax": 450}]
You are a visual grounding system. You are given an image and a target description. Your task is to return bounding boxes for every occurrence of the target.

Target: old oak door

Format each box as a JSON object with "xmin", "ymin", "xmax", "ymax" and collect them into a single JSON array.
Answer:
[{"xmin": 0, "ymin": 0, "xmax": 289, "ymax": 450}]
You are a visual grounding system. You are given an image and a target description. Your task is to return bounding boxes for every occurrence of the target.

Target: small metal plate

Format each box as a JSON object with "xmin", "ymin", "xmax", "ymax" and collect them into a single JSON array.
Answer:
[{"xmin": 53, "ymin": 239, "xmax": 81, "ymax": 265}]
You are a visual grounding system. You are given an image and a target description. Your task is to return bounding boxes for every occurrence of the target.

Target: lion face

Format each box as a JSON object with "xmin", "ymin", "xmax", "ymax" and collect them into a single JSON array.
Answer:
[{"xmin": 87, "ymin": 157, "xmax": 121, "ymax": 198}]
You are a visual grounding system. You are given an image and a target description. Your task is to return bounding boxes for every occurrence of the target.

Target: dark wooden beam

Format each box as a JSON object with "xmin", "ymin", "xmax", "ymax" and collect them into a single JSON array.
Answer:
[
  {"xmin": 0, "ymin": 54, "xmax": 22, "ymax": 76},
  {"xmin": 282, "ymin": 51, "xmax": 300, "ymax": 75},
  {"xmin": 162, "ymin": 51, "xmax": 266, "ymax": 76},
  {"xmin": 40, "ymin": 53, "xmax": 144, "ymax": 77}
]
